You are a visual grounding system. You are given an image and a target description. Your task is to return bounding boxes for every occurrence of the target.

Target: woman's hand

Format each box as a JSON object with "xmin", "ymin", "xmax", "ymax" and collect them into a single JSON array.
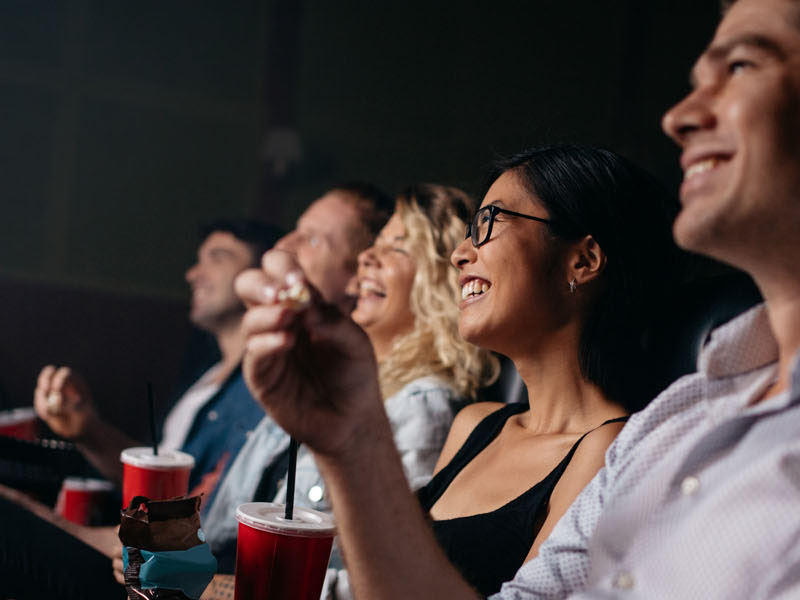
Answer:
[{"xmin": 235, "ymin": 250, "xmax": 384, "ymax": 459}]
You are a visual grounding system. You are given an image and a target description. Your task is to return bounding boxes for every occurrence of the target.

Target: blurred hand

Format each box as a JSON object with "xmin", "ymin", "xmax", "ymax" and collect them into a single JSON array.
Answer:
[
  {"xmin": 235, "ymin": 250, "xmax": 383, "ymax": 458},
  {"xmin": 33, "ymin": 365, "xmax": 99, "ymax": 440},
  {"xmin": 111, "ymin": 532, "xmax": 125, "ymax": 586}
]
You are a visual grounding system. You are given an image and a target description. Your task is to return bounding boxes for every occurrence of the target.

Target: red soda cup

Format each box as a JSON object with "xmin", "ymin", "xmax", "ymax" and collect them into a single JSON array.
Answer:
[
  {"xmin": 0, "ymin": 408, "xmax": 38, "ymax": 440},
  {"xmin": 55, "ymin": 477, "xmax": 115, "ymax": 525},
  {"xmin": 120, "ymin": 447, "xmax": 194, "ymax": 507},
  {"xmin": 234, "ymin": 502, "xmax": 336, "ymax": 600}
]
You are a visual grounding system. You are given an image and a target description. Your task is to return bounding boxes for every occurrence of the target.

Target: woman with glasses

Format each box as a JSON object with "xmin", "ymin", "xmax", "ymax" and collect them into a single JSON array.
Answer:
[
  {"xmin": 413, "ymin": 145, "xmax": 677, "ymax": 595},
  {"xmin": 236, "ymin": 144, "xmax": 679, "ymax": 598}
]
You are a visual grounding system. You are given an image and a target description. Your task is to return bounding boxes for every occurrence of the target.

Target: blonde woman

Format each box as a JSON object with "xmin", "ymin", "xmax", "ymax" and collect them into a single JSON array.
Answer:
[
  {"xmin": 296, "ymin": 183, "xmax": 498, "ymax": 599},
  {"xmin": 280, "ymin": 184, "xmax": 499, "ymax": 510}
]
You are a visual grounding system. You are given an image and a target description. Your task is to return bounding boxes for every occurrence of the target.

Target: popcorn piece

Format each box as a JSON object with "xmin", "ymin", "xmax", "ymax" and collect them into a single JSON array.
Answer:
[
  {"xmin": 277, "ymin": 281, "xmax": 311, "ymax": 310},
  {"xmin": 46, "ymin": 392, "xmax": 61, "ymax": 414}
]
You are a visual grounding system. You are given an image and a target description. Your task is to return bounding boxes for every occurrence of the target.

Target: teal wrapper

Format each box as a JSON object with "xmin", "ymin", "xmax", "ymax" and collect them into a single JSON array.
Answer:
[{"xmin": 123, "ymin": 543, "xmax": 217, "ymax": 600}]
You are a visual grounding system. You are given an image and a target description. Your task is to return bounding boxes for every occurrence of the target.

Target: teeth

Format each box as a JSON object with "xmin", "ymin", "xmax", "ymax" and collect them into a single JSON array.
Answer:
[
  {"xmin": 461, "ymin": 279, "xmax": 489, "ymax": 300},
  {"xmin": 359, "ymin": 280, "xmax": 385, "ymax": 297},
  {"xmin": 684, "ymin": 157, "xmax": 720, "ymax": 180}
]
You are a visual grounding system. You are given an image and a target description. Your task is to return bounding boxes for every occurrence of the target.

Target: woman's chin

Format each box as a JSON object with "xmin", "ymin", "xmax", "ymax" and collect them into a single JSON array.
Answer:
[{"xmin": 458, "ymin": 321, "xmax": 493, "ymax": 350}]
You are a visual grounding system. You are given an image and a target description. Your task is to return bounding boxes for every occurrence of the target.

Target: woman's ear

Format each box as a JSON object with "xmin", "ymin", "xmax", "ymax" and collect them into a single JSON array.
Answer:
[{"xmin": 566, "ymin": 235, "xmax": 606, "ymax": 290}]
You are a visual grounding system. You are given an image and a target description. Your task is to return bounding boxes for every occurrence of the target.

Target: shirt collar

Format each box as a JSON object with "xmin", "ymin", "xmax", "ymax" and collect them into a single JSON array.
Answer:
[{"xmin": 698, "ymin": 303, "xmax": 778, "ymax": 379}]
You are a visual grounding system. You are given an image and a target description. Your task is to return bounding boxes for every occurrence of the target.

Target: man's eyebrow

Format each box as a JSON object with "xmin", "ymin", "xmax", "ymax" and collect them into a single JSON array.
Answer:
[{"xmin": 691, "ymin": 33, "xmax": 786, "ymax": 86}]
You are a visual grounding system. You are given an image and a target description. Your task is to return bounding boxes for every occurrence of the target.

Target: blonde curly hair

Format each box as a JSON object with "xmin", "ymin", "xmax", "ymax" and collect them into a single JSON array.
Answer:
[{"xmin": 378, "ymin": 184, "xmax": 499, "ymax": 400}]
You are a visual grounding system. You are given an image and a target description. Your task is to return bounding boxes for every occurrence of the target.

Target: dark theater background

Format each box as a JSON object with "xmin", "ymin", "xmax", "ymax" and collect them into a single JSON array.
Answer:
[{"xmin": 0, "ymin": 0, "xmax": 720, "ymax": 439}]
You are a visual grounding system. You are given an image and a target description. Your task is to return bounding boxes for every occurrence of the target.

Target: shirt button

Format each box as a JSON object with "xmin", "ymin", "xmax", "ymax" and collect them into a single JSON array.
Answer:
[
  {"xmin": 681, "ymin": 475, "xmax": 700, "ymax": 496},
  {"xmin": 613, "ymin": 572, "xmax": 635, "ymax": 590},
  {"xmin": 308, "ymin": 485, "xmax": 324, "ymax": 502},
  {"xmin": 207, "ymin": 410, "xmax": 219, "ymax": 422}
]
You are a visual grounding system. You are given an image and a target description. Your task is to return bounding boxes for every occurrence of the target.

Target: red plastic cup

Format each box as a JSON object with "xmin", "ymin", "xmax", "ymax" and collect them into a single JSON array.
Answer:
[
  {"xmin": 0, "ymin": 408, "xmax": 38, "ymax": 441},
  {"xmin": 120, "ymin": 447, "xmax": 194, "ymax": 507},
  {"xmin": 234, "ymin": 502, "xmax": 336, "ymax": 600},
  {"xmin": 55, "ymin": 477, "xmax": 115, "ymax": 525}
]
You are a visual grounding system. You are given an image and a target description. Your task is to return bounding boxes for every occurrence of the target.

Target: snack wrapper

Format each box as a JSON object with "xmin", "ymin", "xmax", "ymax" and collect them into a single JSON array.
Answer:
[{"xmin": 119, "ymin": 495, "xmax": 217, "ymax": 600}]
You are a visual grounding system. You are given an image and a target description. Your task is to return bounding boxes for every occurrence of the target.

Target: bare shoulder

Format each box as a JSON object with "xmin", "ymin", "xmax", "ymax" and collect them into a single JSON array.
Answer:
[
  {"xmin": 432, "ymin": 401, "xmax": 507, "ymax": 475},
  {"xmin": 449, "ymin": 401, "xmax": 508, "ymax": 445}
]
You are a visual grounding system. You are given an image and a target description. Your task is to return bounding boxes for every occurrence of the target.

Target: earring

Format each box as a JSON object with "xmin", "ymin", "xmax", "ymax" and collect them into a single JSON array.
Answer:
[{"xmin": 569, "ymin": 278, "xmax": 577, "ymax": 294}]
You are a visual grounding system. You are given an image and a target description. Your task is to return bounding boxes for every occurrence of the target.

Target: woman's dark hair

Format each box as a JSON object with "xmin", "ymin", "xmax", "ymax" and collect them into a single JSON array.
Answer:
[{"xmin": 488, "ymin": 144, "xmax": 681, "ymax": 412}]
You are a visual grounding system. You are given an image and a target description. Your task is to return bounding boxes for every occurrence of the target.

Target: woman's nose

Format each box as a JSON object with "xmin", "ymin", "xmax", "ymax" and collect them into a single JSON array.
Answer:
[
  {"xmin": 358, "ymin": 245, "xmax": 378, "ymax": 269},
  {"xmin": 450, "ymin": 236, "xmax": 475, "ymax": 268}
]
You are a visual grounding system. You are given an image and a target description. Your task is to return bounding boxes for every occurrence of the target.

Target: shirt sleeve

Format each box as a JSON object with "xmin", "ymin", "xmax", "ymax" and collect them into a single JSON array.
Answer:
[{"xmin": 387, "ymin": 380, "xmax": 459, "ymax": 490}]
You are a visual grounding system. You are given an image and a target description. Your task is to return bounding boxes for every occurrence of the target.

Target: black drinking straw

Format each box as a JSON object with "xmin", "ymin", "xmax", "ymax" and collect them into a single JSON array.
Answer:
[
  {"xmin": 147, "ymin": 382, "xmax": 158, "ymax": 456},
  {"xmin": 285, "ymin": 438, "xmax": 298, "ymax": 519}
]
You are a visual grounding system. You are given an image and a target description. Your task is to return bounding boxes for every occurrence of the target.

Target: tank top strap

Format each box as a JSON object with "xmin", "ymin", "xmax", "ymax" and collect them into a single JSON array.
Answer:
[
  {"xmin": 419, "ymin": 403, "xmax": 527, "ymax": 508},
  {"xmin": 537, "ymin": 415, "xmax": 630, "ymax": 489}
]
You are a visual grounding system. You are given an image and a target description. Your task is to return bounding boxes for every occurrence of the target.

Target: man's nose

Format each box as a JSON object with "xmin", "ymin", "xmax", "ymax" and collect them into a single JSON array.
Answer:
[
  {"xmin": 662, "ymin": 88, "xmax": 715, "ymax": 145},
  {"xmin": 275, "ymin": 231, "xmax": 298, "ymax": 253},
  {"xmin": 185, "ymin": 263, "xmax": 201, "ymax": 283}
]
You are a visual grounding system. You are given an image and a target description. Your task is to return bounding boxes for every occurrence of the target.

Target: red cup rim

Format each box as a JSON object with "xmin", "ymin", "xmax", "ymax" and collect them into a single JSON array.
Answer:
[
  {"xmin": 0, "ymin": 407, "xmax": 36, "ymax": 426},
  {"xmin": 62, "ymin": 477, "xmax": 116, "ymax": 491},
  {"xmin": 236, "ymin": 502, "xmax": 336, "ymax": 537},
  {"xmin": 120, "ymin": 447, "xmax": 195, "ymax": 470}
]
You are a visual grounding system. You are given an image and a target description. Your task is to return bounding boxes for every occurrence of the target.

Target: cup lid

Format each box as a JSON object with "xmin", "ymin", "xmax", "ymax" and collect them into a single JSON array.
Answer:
[
  {"xmin": 62, "ymin": 477, "xmax": 116, "ymax": 491},
  {"xmin": 0, "ymin": 407, "xmax": 36, "ymax": 425},
  {"xmin": 236, "ymin": 502, "xmax": 336, "ymax": 537},
  {"xmin": 120, "ymin": 447, "xmax": 195, "ymax": 470}
]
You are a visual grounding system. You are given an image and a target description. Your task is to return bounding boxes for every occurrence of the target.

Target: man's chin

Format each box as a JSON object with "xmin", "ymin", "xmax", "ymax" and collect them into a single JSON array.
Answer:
[{"xmin": 672, "ymin": 207, "xmax": 712, "ymax": 254}]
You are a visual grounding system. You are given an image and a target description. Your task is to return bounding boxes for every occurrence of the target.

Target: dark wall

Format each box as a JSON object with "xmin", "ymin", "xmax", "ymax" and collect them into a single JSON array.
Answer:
[
  {"xmin": 0, "ymin": 1, "xmax": 723, "ymax": 435},
  {"xmin": 0, "ymin": 278, "xmax": 210, "ymax": 440},
  {"xmin": 270, "ymin": 0, "xmax": 721, "ymax": 223},
  {"xmin": 0, "ymin": 0, "xmax": 268, "ymax": 299}
]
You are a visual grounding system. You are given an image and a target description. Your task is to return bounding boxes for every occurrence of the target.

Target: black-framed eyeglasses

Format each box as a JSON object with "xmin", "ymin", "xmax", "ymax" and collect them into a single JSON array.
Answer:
[{"xmin": 466, "ymin": 205, "xmax": 552, "ymax": 248}]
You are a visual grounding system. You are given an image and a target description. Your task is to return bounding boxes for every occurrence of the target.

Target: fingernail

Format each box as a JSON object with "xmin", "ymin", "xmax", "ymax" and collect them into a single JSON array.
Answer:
[
  {"xmin": 262, "ymin": 286, "xmax": 276, "ymax": 302},
  {"xmin": 285, "ymin": 271, "xmax": 303, "ymax": 286}
]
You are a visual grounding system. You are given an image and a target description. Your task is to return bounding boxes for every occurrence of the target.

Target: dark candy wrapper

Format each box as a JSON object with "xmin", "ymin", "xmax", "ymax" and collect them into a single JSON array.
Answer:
[{"xmin": 119, "ymin": 495, "xmax": 217, "ymax": 600}]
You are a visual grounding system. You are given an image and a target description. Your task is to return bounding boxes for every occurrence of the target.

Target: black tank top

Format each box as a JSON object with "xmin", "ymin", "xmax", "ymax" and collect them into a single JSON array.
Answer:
[{"xmin": 417, "ymin": 403, "xmax": 628, "ymax": 596}]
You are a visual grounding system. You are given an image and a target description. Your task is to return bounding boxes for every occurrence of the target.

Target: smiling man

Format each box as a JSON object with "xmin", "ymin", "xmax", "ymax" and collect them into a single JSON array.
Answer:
[
  {"xmin": 234, "ymin": 0, "xmax": 800, "ymax": 598},
  {"xmin": 3, "ymin": 219, "xmax": 281, "ymax": 600},
  {"xmin": 199, "ymin": 182, "xmax": 393, "ymax": 576},
  {"xmin": 34, "ymin": 219, "xmax": 282, "ymax": 494},
  {"xmin": 276, "ymin": 182, "xmax": 395, "ymax": 313}
]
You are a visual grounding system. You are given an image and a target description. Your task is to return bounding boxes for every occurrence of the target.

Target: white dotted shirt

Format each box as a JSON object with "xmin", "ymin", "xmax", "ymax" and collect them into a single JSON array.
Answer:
[{"xmin": 495, "ymin": 304, "xmax": 800, "ymax": 599}]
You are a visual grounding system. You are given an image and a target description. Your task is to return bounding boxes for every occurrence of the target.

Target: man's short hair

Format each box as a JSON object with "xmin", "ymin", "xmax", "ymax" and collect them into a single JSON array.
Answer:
[
  {"xmin": 327, "ymin": 181, "xmax": 394, "ymax": 261},
  {"xmin": 200, "ymin": 218, "xmax": 285, "ymax": 267}
]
